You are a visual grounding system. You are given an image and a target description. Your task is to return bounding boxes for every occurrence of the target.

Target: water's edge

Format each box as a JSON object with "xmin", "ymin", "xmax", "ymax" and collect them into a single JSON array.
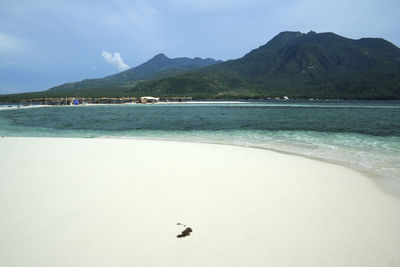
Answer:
[
  {"xmin": 1, "ymin": 102, "xmax": 399, "ymax": 182},
  {"xmin": 3, "ymin": 135, "xmax": 400, "ymax": 199}
]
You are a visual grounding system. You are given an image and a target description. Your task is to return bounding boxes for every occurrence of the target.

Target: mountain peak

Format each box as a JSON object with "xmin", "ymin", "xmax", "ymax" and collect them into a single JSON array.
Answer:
[
  {"xmin": 151, "ymin": 53, "xmax": 169, "ymax": 60},
  {"xmin": 277, "ymin": 31, "xmax": 303, "ymax": 36},
  {"xmin": 264, "ymin": 31, "xmax": 303, "ymax": 49}
]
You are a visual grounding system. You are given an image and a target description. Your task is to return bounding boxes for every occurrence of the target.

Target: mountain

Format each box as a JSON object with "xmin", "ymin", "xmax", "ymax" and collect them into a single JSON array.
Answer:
[
  {"xmin": 132, "ymin": 31, "xmax": 400, "ymax": 99},
  {"xmin": 0, "ymin": 54, "xmax": 221, "ymax": 101},
  {"xmin": 42, "ymin": 53, "xmax": 222, "ymax": 96},
  {"xmin": 1, "ymin": 31, "xmax": 400, "ymax": 101},
  {"xmin": 107, "ymin": 53, "xmax": 222, "ymax": 82}
]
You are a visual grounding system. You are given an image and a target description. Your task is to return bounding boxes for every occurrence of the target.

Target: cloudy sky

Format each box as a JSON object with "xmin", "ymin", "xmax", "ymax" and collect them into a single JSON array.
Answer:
[{"xmin": 0, "ymin": 0, "xmax": 399, "ymax": 94}]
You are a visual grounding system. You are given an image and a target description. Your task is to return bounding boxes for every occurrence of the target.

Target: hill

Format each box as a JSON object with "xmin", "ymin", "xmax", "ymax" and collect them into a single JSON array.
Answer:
[
  {"xmin": 45, "ymin": 54, "xmax": 222, "ymax": 96},
  {"xmin": 0, "ymin": 54, "xmax": 222, "ymax": 101},
  {"xmin": 1, "ymin": 31, "xmax": 400, "ymax": 101},
  {"xmin": 132, "ymin": 31, "xmax": 400, "ymax": 99}
]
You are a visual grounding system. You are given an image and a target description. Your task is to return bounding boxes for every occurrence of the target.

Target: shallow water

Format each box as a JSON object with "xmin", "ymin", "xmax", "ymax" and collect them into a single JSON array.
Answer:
[{"xmin": 0, "ymin": 101, "xmax": 399, "ymax": 178}]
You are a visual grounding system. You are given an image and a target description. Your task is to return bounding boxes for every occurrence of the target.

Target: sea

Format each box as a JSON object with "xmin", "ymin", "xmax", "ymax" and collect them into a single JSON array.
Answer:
[{"xmin": 1, "ymin": 100, "xmax": 399, "ymax": 179}]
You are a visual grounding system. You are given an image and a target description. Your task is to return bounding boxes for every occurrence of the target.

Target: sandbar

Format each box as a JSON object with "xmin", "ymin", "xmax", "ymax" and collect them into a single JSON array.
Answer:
[{"xmin": 0, "ymin": 137, "xmax": 399, "ymax": 266}]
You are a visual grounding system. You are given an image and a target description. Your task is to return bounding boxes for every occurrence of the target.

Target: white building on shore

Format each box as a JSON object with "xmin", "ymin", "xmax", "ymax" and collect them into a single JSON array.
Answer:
[{"xmin": 140, "ymin": 96, "xmax": 159, "ymax": 104}]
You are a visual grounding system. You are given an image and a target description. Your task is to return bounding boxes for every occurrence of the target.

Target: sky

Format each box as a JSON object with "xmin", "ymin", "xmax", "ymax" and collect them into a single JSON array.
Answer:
[{"xmin": 0, "ymin": 0, "xmax": 399, "ymax": 94}]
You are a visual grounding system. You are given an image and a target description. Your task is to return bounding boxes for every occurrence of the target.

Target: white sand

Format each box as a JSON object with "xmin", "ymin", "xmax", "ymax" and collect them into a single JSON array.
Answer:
[
  {"xmin": 0, "ymin": 105, "xmax": 48, "ymax": 111},
  {"xmin": 163, "ymin": 101, "xmax": 245, "ymax": 104},
  {"xmin": 0, "ymin": 137, "xmax": 399, "ymax": 266}
]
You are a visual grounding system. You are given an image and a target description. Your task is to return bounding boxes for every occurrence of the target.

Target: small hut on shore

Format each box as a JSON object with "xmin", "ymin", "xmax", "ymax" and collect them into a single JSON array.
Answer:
[{"xmin": 140, "ymin": 96, "xmax": 159, "ymax": 104}]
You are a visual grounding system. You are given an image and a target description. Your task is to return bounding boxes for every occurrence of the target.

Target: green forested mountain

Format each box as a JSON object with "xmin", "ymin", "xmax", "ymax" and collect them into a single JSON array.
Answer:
[
  {"xmin": 45, "ymin": 54, "xmax": 222, "ymax": 96},
  {"xmin": 0, "ymin": 54, "xmax": 222, "ymax": 101},
  {"xmin": 1, "ymin": 31, "xmax": 400, "ymax": 101},
  {"xmin": 132, "ymin": 31, "xmax": 400, "ymax": 99}
]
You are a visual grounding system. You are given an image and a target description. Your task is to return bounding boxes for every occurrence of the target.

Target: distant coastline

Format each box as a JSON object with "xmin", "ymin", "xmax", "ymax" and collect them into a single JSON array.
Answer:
[{"xmin": 2, "ymin": 97, "xmax": 400, "ymax": 106}]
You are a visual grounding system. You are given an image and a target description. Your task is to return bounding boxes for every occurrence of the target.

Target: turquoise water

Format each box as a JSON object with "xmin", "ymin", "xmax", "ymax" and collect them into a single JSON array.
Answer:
[{"xmin": 0, "ymin": 101, "xmax": 399, "ymax": 178}]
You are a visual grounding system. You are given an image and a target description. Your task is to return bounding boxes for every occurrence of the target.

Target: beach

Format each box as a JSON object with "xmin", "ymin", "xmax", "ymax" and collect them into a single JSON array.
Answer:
[{"xmin": 0, "ymin": 137, "xmax": 399, "ymax": 266}]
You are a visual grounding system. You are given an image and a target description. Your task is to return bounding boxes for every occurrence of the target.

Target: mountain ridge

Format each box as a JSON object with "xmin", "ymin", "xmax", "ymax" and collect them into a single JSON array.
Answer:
[
  {"xmin": 1, "ymin": 31, "xmax": 400, "ymax": 101},
  {"xmin": 130, "ymin": 31, "xmax": 400, "ymax": 99},
  {"xmin": 45, "ymin": 54, "xmax": 222, "ymax": 94}
]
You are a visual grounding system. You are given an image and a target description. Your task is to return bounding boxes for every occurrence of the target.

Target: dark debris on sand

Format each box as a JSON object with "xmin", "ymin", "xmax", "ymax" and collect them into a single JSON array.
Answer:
[{"xmin": 176, "ymin": 223, "xmax": 193, "ymax": 238}]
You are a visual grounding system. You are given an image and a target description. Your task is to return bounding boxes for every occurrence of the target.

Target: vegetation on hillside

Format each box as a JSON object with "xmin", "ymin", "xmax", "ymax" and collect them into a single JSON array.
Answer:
[{"xmin": 1, "ymin": 31, "xmax": 400, "ymax": 102}]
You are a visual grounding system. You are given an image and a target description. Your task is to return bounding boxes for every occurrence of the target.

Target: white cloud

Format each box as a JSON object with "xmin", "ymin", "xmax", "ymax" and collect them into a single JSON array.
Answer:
[
  {"xmin": 101, "ymin": 51, "xmax": 130, "ymax": 71},
  {"xmin": 0, "ymin": 32, "xmax": 26, "ymax": 52}
]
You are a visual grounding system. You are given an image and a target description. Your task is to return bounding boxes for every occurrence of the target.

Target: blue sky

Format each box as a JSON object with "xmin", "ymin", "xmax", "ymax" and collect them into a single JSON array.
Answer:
[{"xmin": 0, "ymin": 0, "xmax": 399, "ymax": 94}]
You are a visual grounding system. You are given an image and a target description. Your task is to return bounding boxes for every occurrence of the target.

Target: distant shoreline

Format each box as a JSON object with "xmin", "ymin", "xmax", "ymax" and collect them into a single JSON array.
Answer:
[
  {"xmin": 1, "ymin": 99, "xmax": 400, "ymax": 111},
  {"xmin": 2, "ymin": 98, "xmax": 400, "ymax": 106}
]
